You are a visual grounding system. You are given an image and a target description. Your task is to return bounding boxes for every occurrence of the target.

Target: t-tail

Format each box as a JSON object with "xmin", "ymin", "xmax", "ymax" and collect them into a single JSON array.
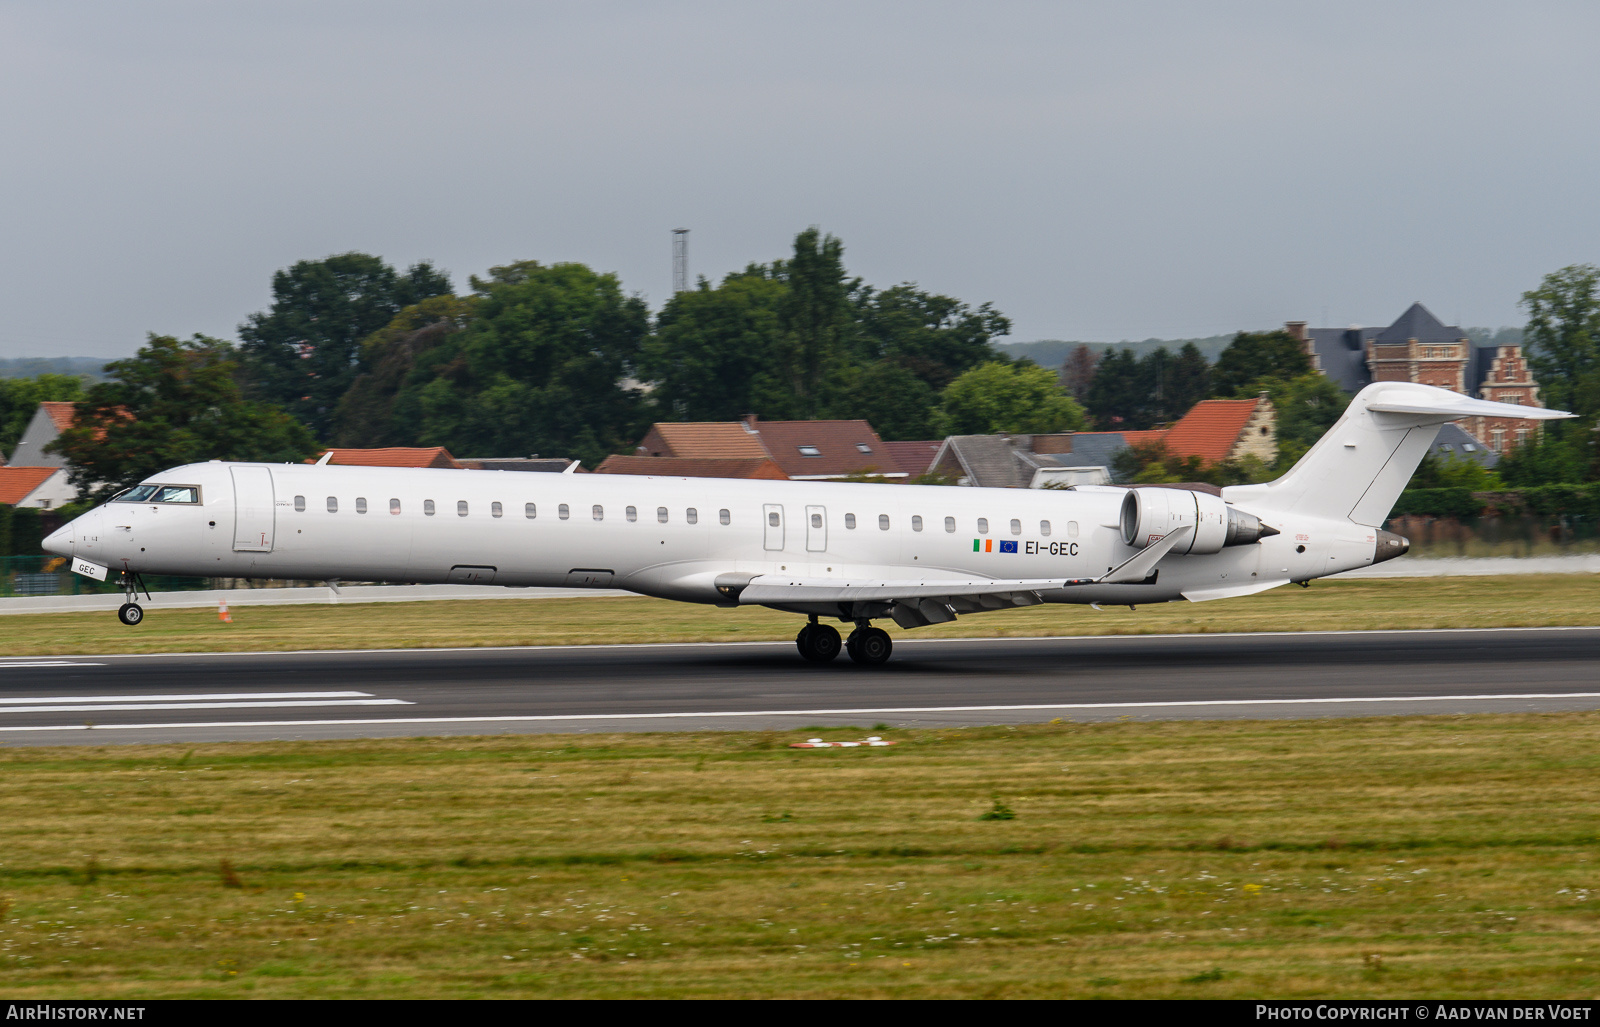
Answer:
[{"xmin": 1225, "ymin": 381, "xmax": 1574, "ymax": 528}]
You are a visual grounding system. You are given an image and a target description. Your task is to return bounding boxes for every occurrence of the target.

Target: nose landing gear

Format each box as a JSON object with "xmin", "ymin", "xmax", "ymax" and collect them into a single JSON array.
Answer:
[{"xmin": 116, "ymin": 571, "xmax": 151, "ymax": 627}]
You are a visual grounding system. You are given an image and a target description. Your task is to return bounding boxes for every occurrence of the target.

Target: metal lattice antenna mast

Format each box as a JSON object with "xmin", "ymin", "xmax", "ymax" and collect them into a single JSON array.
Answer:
[{"xmin": 672, "ymin": 228, "xmax": 689, "ymax": 294}]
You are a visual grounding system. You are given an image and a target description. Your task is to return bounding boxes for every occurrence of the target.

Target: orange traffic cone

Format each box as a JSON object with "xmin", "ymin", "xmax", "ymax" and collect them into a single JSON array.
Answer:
[{"xmin": 218, "ymin": 600, "xmax": 232, "ymax": 624}]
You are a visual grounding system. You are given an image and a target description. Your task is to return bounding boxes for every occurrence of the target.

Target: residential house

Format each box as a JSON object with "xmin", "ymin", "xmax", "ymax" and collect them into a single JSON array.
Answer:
[
  {"xmin": 631, "ymin": 416, "xmax": 900, "ymax": 479},
  {"xmin": 1290, "ymin": 302, "xmax": 1545, "ymax": 454},
  {"xmin": 6, "ymin": 401, "xmax": 77, "ymax": 467},
  {"xmin": 313, "ymin": 447, "xmax": 462, "ymax": 469},
  {"xmin": 595, "ymin": 455, "xmax": 789, "ymax": 480},
  {"xmin": 0, "ymin": 466, "xmax": 76, "ymax": 510}
]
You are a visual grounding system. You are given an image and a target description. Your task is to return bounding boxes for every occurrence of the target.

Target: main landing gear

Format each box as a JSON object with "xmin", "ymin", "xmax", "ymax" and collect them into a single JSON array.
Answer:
[{"xmin": 794, "ymin": 617, "xmax": 893, "ymax": 666}]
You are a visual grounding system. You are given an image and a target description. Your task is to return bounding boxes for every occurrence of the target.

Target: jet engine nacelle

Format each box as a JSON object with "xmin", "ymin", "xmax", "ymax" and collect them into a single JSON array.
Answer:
[{"xmin": 1118, "ymin": 487, "xmax": 1277, "ymax": 554}]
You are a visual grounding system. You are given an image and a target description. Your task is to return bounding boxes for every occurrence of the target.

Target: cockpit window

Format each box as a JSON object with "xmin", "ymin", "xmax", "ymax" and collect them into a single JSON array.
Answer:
[{"xmin": 113, "ymin": 484, "xmax": 200, "ymax": 504}]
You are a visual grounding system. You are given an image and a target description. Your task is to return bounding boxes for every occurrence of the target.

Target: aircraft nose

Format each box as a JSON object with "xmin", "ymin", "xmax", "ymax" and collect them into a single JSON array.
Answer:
[{"xmin": 42, "ymin": 521, "xmax": 74, "ymax": 558}]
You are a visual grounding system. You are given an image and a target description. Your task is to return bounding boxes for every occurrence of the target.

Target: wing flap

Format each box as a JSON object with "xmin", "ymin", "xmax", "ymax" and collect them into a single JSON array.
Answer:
[{"xmin": 737, "ymin": 576, "xmax": 1086, "ymax": 605}]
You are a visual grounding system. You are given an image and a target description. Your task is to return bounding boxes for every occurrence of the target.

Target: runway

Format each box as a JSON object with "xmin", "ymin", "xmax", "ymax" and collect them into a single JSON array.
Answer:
[{"xmin": 2, "ymin": 627, "xmax": 1598, "ymax": 745}]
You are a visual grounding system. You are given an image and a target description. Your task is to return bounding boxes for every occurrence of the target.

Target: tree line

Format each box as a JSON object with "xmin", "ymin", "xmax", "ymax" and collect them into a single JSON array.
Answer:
[{"xmin": 5, "ymin": 238, "xmax": 1600, "ymax": 508}]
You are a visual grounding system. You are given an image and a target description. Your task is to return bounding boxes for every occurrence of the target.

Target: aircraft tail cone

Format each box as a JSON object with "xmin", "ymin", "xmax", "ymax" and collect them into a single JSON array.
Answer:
[
  {"xmin": 1257, "ymin": 522, "xmax": 1281, "ymax": 540},
  {"xmin": 1373, "ymin": 529, "xmax": 1409, "ymax": 565}
]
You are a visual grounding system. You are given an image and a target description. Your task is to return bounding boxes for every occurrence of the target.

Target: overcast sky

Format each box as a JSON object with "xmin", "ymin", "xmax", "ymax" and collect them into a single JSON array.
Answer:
[{"xmin": 3, "ymin": 1, "xmax": 1598, "ymax": 359}]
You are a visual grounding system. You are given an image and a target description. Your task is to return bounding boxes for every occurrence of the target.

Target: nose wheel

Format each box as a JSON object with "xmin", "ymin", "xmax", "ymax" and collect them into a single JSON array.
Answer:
[
  {"xmin": 795, "ymin": 622, "xmax": 842, "ymax": 663},
  {"xmin": 115, "ymin": 571, "xmax": 150, "ymax": 626}
]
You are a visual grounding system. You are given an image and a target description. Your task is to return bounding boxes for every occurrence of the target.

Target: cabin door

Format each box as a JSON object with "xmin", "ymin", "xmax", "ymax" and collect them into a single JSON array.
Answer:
[
  {"xmin": 230, "ymin": 465, "xmax": 275, "ymax": 553},
  {"xmin": 762, "ymin": 504, "xmax": 785, "ymax": 551},
  {"xmin": 805, "ymin": 505, "xmax": 827, "ymax": 552}
]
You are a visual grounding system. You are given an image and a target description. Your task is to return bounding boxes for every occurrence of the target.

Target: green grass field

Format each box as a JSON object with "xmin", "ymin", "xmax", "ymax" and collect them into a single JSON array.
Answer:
[
  {"xmin": 0, "ymin": 716, "xmax": 1597, "ymax": 998},
  {"xmin": 3, "ymin": 573, "xmax": 1599, "ymax": 656}
]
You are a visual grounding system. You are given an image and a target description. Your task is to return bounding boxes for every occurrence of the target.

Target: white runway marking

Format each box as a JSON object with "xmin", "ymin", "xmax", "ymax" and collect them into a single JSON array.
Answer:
[
  {"xmin": 2, "ymin": 692, "xmax": 1596, "ymax": 732},
  {"xmin": 0, "ymin": 691, "xmax": 378, "ymax": 705},
  {"xmin": 0, "ymin": 690, "xmax": 412, "ymax": 716},
  {"xmin": 0, "ymin": 661, "xmax": 105, "ymax": 669}
]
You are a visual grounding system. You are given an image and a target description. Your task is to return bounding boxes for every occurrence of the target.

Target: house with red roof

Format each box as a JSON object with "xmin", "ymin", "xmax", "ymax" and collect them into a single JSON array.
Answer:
[
  {"xmin": 929, "ymin": 394, "xmax": 1276, "ymax": 488},
  {"xmin": 312, "ymin": 447, "xmax": 463, "ymax": 469},
  {"xmin": 594, "ymin": 455, "xmax": 789, "ymax": 480},
  {"xmin": 6, "ymin": 401, "xmax": 79, "ymax": 468},
  {"xmin": 627, "ymin": 416, "xmax": 902, "ymax": 480},
  {"xmin": 0, "ymin": 466, "xmax": 76, "ymax": 510}
]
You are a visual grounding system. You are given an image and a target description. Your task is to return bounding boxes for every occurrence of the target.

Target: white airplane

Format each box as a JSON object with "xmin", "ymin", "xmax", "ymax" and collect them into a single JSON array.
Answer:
[{"xmin": 43, "ymin": 382, "xmax": 1568, "ymax": 665}]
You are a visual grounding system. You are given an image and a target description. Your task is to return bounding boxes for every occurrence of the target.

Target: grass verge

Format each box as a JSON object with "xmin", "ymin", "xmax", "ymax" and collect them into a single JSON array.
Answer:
[
  {"xmin": 3, "ymin": 573, "xmax": 1599, "ymax": 656},
  {"xmin": 0, "ymin": 715, "xmax": 1596, "ymax": 997}
]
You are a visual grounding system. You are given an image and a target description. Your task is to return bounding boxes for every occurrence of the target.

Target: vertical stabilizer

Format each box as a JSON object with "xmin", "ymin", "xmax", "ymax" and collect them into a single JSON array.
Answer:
[{"xmin": 1224, "ymin": 382, "xmax": 1572, "ymax": 527}]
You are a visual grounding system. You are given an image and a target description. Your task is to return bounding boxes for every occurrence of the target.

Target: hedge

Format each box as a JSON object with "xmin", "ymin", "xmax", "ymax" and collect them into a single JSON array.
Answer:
[
  {"xmin": 1389, "ymin": 483, "xmax": 1600, "ymax": 519},
  {"xmin": 0, "ymin": 504, "xmax": 44, "ymax": 557}
]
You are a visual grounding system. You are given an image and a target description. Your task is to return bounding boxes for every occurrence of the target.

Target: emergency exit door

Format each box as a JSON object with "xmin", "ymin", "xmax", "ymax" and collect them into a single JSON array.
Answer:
[
  {"xmin": 762, "ymin": 504, "xmax": 784, "ymax": 551},
  {"xmin": 805, "ymin": 505, "xmax": 827, "ymax": 552},
  {"xmin": 231, "ymin": 465, "xmax": 275, "ymax": 552}
]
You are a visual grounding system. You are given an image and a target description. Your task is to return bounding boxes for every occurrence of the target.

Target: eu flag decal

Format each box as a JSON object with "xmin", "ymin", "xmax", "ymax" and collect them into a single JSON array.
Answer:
[{"xmin": 998, "ymin": 540, "xmax": 1018, "ymax": 554}]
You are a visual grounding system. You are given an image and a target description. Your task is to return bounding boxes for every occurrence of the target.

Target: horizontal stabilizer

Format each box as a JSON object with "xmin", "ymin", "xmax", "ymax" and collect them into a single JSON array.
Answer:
[
  {"xmin": 738, "ymin": 576, "xmax": 1085, "ymax": 604},
  {"xmin": 1367, "ymin": 389, "xmax": 1575, "ymax": 422}
]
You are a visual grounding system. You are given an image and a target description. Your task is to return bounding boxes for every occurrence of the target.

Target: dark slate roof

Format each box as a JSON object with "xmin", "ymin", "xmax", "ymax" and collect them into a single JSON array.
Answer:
[
  {"xmin": 1430, "ymin": 422, "xmax": 1498, "ymax": 469},
  {"xmin": 1374, "ymin": 302, "xmax": 1464, "ymax": 345},
  {"xmin": 933, "ymin": 435, "xmax": 1030, "ymax": 488},
  {"xmin": 1307, "ymin": 327, "xmax": 1379, "ymax": 393}
]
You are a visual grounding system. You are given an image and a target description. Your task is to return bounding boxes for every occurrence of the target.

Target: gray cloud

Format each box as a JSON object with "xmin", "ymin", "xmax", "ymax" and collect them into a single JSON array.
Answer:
[{"xmin": 2, "ymin": 0, "xmax": 1596, "ymax": 357}]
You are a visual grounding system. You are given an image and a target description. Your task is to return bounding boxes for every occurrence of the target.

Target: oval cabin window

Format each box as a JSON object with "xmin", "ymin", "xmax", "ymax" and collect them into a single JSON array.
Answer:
[
  {"xmin": 327, "ymin": 497, "xmax": 338, "ymax": 513},
  {"xmin": 525, "ymin": 503, "xmax": 537, "ymax": 519},
  {"xmin": 911, "ymin": 515, "xmax": 923, "ymax": 532},
  {"xmin": 389, "ymin": 498, "xmax": 401, "ymax": 515},
  {"xmin": 356, "ymin": 497, "xmax": 367, "ymax": 514},
  {"xmin": 810, "ymin": 513, "xmax": 822, "ymax": 528},
  {"xmin": 878, "ymin": 515, "xmax": 890, "ymax": 531},
  {"xmin": 558, "ymin": 504, "xmax": 570, "ymax": 520},
  {"xmin": 294, "ymin": 495, "xmax": 306, "ymax": 512},
  {"xmin": 944, "ymin": 516, "xmax": 956, "ymax": 533},
  {"xmin": 657, "ymin": 507, "xmax": 668, "ymax": 523},
  {"xmin": 491, "ymin": 502, "xmax": 503, "ymax": 518},
  {"xmin": 626, "ymin": 506, "xmax": 638, "ymax": 522},
  {"xmin": 592, "ymin": 505, "xmax": 604, "ymax": 521},
  {"xmin": 845, "ymin": 513, "xmax": 856, "ymax": 529},
  {"xmin": 687, "ymin": 508, "xmax": 698, "ymax": 524},
  {"xmin": 719, "ymin": 509, "xmax": 730, "ymax": 525},
  {"xmin": 1010, "ymin": 518, "xmax": 1021, "ymax": 535},
  {"xmin": 977, "ymin": 517, "xmax": 988, "ymax": 534},
  {"xmin": 458, "ymin": 501, "xmax": 469, "ymax": 517},
  {"xmin": 424, "ymin": 500, "xmax": 435, "ymax": 516},
  {"xmin": 1040, "ymin": 519, "xmax": 1051, "ymax": 536}
]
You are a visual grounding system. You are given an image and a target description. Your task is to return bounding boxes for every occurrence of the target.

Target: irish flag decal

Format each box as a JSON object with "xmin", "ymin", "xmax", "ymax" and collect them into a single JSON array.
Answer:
[{"xmin": 971, "ymin": 539, "xmax": 1018, "ymax": 553}]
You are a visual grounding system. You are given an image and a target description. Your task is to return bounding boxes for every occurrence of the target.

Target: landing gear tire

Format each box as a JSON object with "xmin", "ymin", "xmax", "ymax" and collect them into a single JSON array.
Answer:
[
  {"xmin": 796, "ymin": 623, "xmax": 842, "ymax": 664},
  {"xmin": 846, "ymin": 626, "xmax": 892, "ymax": 666},
  {"xmin": 117, "ymin": 602, "xmax": 144, "ymax": 626}
]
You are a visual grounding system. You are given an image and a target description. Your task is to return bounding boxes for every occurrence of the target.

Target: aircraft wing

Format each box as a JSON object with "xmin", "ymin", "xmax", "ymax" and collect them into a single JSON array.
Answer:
[{"xmin": 736, "ymin": 576, "xmax": 1089, "ymax": 604}]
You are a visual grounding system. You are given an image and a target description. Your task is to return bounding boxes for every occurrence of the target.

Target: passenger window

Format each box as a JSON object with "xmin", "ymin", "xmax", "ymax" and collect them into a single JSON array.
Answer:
[
  {"xmin": 1010, "ymin": 518, "xmax": 1021, "ymax": 535},
  {"xmin": 768, "ymin": 512, "xmax": 780, "ymax": 527},
  {"xmin": 389, "ymin": 498, "xmax": 401, "ymax": 515},
  {"xmin": 559, "ymin": 504, "xmax": 570, "ymax": 520},
  {"xmin": 1068, "ymin": 520, "xmax": 1079, "ymax": 538},
  {"xmin": 525, "ymin": 503, "xmax": 537, "ymax": 519},
  {"xmin": 912, "ymin": 515, "xmax": 923, "ymax": 532},
  {"xmin": 719, "ymin": 509, "xmax": 729, "ymax": 525},
  {"xmin": 424, "ymin": 500, "xmax": 436, "ymax": 516},
  {"xmin": 845, "ymin": 513, "xmax": 856, "ymax": 529},
  {"xmin": 593, "ymin": 505, "xmax": 604, "ymax": 521},
  {"xmin": 458, "ymin": 501, "xmax": 469, "ymax": 517},
  {"xmin": 878, "ymin": 514, "xmax": 890, "ymax": 531},
  {"xmin": 687, "ymin": 508, "xmax": 698, "ymax": 525},
  {"xmin": 944, "ymin": 516, "xmax": 956, "ymax": 533},
  {"xmin": 1040, "ymin": 519, "xmax": 1051, "ymax": 536},
  {"xmin": 491, "ymin": 502, "xmax": 503, "ymax": 518},
  {"xmin": 294, "ymin": 495, "xmax": 306, "ymax": 512},
  {"xmin": 327, "ymin": 497, "xmax": 338, "ymax": 513},
  {"xmin": 810, "ymin": 513, "xmax": 822, "ymax": 528},
  {"xmin": 356, "ymin": 497, "xmax": 367, "ymax": 514},
  {"xmin": 977, "ymin": 517, "xmax": 988, "ymax": 534},
  {"xmin": 657, "ymin": 507, "xmax": 668, "ymax": 523},
  {"xmin": 626, "ymin": 506, "xmax": 638, "ymax": 522}
]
